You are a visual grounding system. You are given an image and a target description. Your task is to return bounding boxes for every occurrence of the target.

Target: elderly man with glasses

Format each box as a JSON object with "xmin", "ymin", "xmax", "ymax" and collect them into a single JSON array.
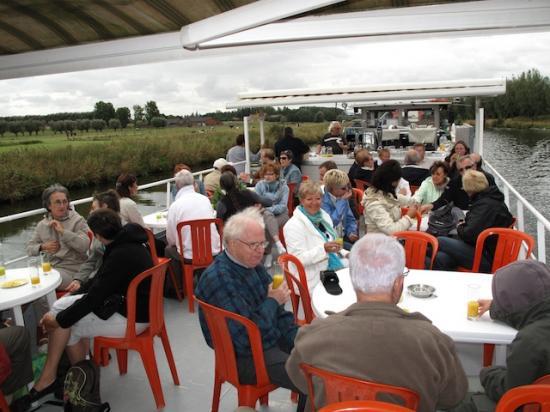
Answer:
[
  {"xmin": 421, "ymin": 154, "xmax": 497, "ymax": 213},
  {"xmin": 286, "ymin": 234, "xmax": 467, "ymax": 412},
  {"xmin": 195, "ymin": 207, "xmax": 307, "ymax": 411}
]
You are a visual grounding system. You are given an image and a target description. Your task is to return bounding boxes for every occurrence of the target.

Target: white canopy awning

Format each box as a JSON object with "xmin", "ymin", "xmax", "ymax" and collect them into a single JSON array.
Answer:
[{"xmin": 226, "ymin": 79, "xmax": 505, "ymax": 109}]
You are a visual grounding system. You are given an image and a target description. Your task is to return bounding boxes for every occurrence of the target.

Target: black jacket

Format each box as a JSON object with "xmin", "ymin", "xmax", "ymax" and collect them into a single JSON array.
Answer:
[
  {"xmin": 274, "ymin": 136, "xmax": 310, "ymax": 168},
  {"xmin": 432, "ymin": 171, "xmax": 496, "ymax": 210},
  {"xmin": 401, "ymin": 166, "xmax": 430, "ymax": 187},
  {"xmin": 456, "ymin": 186, "xmax": 513, "ymax": 257},
  {"xmin": 57, "ymin": 224, "xmax": 153, "ymax": 328},
  {"xmin": 481, "ymin": 299, "xmax": 550, "ymax": 402},
  {"xmin": 348, "ymin": 162, "xmax": 375, "ymax": 187}
]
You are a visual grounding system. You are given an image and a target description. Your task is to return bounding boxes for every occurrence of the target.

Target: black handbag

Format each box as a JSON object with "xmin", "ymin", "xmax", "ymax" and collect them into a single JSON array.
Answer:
[{"xmin": 94, "ymin": 294, "xmax": 125, "ymax": 320}]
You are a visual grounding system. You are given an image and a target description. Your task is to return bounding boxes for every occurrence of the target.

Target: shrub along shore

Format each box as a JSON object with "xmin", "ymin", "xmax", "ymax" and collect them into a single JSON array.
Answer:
[{"xmin": 0, "ymin": 123, "xmax": 325, "ymax": 203}]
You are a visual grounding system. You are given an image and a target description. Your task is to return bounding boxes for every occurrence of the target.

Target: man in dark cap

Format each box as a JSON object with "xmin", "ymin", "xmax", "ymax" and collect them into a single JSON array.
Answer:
[{"xmin": 453, "ymin": 259, "xmax": 550, "ymax": 411}]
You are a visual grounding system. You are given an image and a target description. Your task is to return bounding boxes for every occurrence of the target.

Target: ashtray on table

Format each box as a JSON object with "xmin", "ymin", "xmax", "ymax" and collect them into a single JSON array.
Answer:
[{"xmin": 407, "ymin": 284, "xmax": 436, "ymax": 298}]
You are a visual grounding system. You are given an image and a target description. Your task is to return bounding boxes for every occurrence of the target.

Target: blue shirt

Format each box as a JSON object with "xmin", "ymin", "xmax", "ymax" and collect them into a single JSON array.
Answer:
[
  {"xmin": 195, "ymin": 251, "xmax": 297, "ymax": 356},
  {"xmin": 321, "ymin": 191, "xmax": 358, "ymax": 237}
]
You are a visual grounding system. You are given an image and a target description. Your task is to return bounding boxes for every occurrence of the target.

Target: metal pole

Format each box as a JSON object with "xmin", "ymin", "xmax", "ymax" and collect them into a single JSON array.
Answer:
[
  {"xmin": 474, "ymin": 97, "xmax": 481, "ymax": 153},
  {"xmin": 243, "ymin": 116, "xmax": 251, "ymax": 174},
  {"xmin": 478, "ymin": 107, "xmax": 484, "ymax": 156},
  {"xmin": 259, "ymin": 115, "xmax": 265, "ymax": 146}
]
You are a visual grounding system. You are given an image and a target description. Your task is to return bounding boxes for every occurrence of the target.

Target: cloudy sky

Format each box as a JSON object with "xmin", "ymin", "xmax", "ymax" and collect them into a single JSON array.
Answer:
[{"xmin": 1, "ymin": 31, "xmax": 550, "ymax": 117}]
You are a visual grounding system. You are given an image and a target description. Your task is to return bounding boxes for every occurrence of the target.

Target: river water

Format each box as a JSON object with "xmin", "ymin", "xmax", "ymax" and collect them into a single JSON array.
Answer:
[{"xmin": 1, "ymin": 128, "xmax": 549, "ymax": 266}]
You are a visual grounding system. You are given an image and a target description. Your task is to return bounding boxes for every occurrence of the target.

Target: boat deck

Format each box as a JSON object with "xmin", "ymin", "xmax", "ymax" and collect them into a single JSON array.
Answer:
[{"xmin": 36, "ymin": 297, "xmax": 298, "ymax": 412}]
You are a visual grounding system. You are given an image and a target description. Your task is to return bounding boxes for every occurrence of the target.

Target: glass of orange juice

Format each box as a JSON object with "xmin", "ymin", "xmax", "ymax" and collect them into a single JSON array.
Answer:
[
  {"xmin": 40, "ymin": 252, "xmax": 51, "ymax": 274},
  {"xmin": 466, "ymin": 284, "xmax": 480, "ymax": 320},
  {"xmin": 272, "ymin": 274, "xmax": 284, "ymax": 289},
  {"xmin": 29, "ymin": 257, "xmax": 40, "ymax": 287}
]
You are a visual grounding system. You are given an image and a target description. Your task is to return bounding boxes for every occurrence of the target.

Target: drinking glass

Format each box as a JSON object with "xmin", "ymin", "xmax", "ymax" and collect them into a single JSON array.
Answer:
[
  {"xmin": 272, "ymin": 265, "xmax": 284, "ymax": 289},
  {"xmin": 28, "ymin": 257, "xmax": 40, "ymax": 287},
  {"xmin": 40, "ymin": 251, "xmax": 52, "ymax": 274},
  {"xmin": 466, "ymin": 284, "xmax": 480, "ymax": 320}
]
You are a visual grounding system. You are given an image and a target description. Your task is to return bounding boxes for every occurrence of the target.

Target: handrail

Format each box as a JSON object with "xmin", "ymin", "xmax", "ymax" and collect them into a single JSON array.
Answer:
[
  {"xmin": 485, "ymin": 160, "xmax": 549, "ymax": 263},
  {"xmin": 0, "ymin": 162, "xmax": 245, "ymax": 267}
]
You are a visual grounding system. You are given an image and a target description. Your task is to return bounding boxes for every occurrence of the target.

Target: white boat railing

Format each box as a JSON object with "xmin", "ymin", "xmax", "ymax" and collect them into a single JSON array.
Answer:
[
  {"xmin": 0, "ymin": 167, "xmax": 220, "ymax": 266},
  {"xmin": 485, "ymin": 160, "xmax": 550, "ymax": 264}
]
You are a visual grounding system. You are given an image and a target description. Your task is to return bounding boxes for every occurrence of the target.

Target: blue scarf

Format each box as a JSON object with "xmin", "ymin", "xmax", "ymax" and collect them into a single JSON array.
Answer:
[{"xmin": 298, "ymin": 205, "xmax": 344, "ymax": 271}]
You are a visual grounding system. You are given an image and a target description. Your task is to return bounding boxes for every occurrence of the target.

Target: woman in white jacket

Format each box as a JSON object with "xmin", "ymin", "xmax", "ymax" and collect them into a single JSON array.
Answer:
[
  {"xmin": 362, "ymin": 160, "xmax": 418, "ymax": 235},
  {"xmin": 284, "ymin": 181, "xmax": 345, "ymax": 292}
]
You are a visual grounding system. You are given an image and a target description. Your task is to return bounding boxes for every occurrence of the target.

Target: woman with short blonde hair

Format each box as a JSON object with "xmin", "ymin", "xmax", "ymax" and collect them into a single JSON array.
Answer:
[
  {"xmin": 462, "ymin": 170, "xmax": 489, "ymax": 195},
  {"xmin": 322, "ymin": 170, "xmax": 358, "ymax": 245},
  {"xmin": 284, "ymin": 180, "xmax": 346, "ymax": 292}
]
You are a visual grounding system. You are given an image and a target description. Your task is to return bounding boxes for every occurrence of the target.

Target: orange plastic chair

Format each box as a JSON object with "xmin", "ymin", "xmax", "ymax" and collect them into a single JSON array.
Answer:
[
  {"xmin": 278, "ymin": 254, "xmax": 314, "ymax": 325},
  {"xmin": 400, "ymin": 207, "xmax": 422, "ymax": 231},
  {"xmin": 0, "ymin": 390, "xmax": 9, "ymax": 412},
  {"xmin": 495, "ymin": 385, "xmax": 550, "ymax": 412},
  {"xmin": 523, "ymin": 375, "xmax": 550, "ymax": 412},
  {"xmin": 354, "ymin": 179, "xmax": 371, "ymax": 191},
  {"xmin": 93, "ymin": 260, "xmax": 180, "ymax": 409},
  {"xmin": 197, "ymin": 299, "xmax": 279, "ymax": 412},
  {"xmin": 287, "ymin": 182, "xmax": 297, "ymax": 217},
  {"xmin": 457, "ymin": 227, "xmax": 535, "ymax": 274},
  {"xmin": 394, "ymin": 231, "xmax": 438, "ymax": 270},
  {"xmin": 352, "ymin": 188, "xmax": 364, "ymax": 216},
  {"xmin": 455, "ymin": 228, "xmax": 535, "ymax": 367},
  {"xmin": 319, "ymin": 400, "xmax": 415, "ymax": 412},
  {"xmin": 177, "ymin": 218, "xmax": 224, "ymax": 313},
  {"xmin": 300, "ymin": 363, "xmax": 420, "ymax": 412},
  {"xmin": 145, "ymin": 228, "xmax": 181, "ymax": 302}
]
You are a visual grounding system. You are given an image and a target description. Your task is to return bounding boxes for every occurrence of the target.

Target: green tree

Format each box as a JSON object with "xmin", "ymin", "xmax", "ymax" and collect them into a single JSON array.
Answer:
[
  {"xmin": 64, "ymin": 120, "xmax": 76, "ymax": 138},
  {"xmin": 24, "ymin": 120, "xmax": 40, "ymax": 135},
  {"xmin": 8, "ymin": 121, "xmax": 23, "ymax": 137},
  {"xmin": 93, "ymin": 101, "xmax": 116, "ymax": 123},
  {"xmin": 314, "ymin": 111, "xmax": 325, "ymax": 123},
  {"xmin": 109, "ymin": 118, "xmax": 121, "ymax": 130},
  {"xmin": 144, "ymin": 101, "xmax": 160, "ymax": 125},
  {"xmin": 115, "ymin": 107, "xmax": 131, "ymax": 128},
  {"xmin": 91, "ymin": 119, "xmax": 106, "ymax": 132},
  {"xmin": 0, "ymin": 120, "xmax": 7, "ymax": 137},
  {"xmin": 151, "ymin": 116, "xmax": 167, "ymax": 128},
  {"xmin": 133, "ymin": 105, "xmax": 144, "ymax": 126},
  {"xmin": 77, "ymin": 119, "xmax": 90, "ymax": 132}
]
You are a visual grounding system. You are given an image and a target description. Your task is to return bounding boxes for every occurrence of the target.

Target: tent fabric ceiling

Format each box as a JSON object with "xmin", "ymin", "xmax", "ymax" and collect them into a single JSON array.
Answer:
[{"xmin": 0, "ymin": 0, "xmax": 469, "ymax": 56}]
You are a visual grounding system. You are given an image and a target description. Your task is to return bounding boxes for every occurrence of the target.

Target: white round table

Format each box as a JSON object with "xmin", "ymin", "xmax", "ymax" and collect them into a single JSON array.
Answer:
[
  {"xmin": 0, "ymin": 268, "xmax": 62, "ymax": 325},
  {"xmin": 143, "ymin": 210, "xmax": 168, "ymax": 230}
]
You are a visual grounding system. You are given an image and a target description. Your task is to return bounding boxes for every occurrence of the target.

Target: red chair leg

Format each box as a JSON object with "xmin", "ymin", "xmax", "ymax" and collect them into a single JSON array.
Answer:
[
  {"xmin": 160, "ymin": 327, "xmax": 180, "ymax": 385},
  {"xmin": 167, "ymin": 264, "xmax": 183, "ymax": 302},
  {"xmin": 138, "ymin": 343, "xmax": 165, "ymax": 409},
  {"xmin": 483, "ymin": 343, "xmax": 495, "ymax": 367},
  {"xmin": 183, "ymin": 265, "xmax": 195, "ymax": 313},
  {"xmin": 116, "ymin": 349, "xmax": 128, "ymax": 375},
  {"xmin": 291, "ymin": 391, "xmax": 298, "ymax": 403},
  {"xmin": 260, "ymin": 394, "xmax": 269, "ymax": 405},
  {"xmin": 211, "ymin": 376, "xmax": 222, "ymax": 412}
]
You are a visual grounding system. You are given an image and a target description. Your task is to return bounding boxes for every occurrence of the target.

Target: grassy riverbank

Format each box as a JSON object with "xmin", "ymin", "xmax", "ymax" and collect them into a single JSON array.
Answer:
[
  {"xmin": 0, "ymin": 123, "xmax": 325, "ymax": 202},
  {"xmin": 485, "ymin": 116, "xmax": 550, "ymax": 129}
]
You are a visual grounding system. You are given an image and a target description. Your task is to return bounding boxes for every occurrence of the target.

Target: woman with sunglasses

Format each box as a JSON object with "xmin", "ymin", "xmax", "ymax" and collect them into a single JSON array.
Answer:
[{"xmin": 279, "ymin": 150, "xmax": 302, "ymax": 195}]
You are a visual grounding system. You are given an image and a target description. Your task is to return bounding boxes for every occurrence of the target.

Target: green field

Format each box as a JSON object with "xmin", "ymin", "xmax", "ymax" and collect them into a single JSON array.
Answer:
[{"xmin": 0, "ymin": 122, "xmax": 326, "ymax": 202}]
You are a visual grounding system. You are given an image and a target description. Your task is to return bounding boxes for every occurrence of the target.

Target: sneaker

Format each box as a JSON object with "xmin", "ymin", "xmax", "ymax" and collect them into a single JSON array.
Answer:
[{"xmin": 264, "ymin": 254, "xmax": 273, "ymax": 268}]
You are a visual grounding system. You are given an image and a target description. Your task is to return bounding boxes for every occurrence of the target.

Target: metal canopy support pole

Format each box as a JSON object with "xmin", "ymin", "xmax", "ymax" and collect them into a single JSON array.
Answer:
[
  {"xmin": 474, "ymin": 97, "xmax": 481, "ymax": 154},
  {"xmin": 259, "ymin": 115, "xmax": 265, "ymax": 146},
  {"xmin": 433, "ymin": 105, "xmax": 440, "ymax": 129},
  {"xmin": 243, "ymin": 116, "xmax": 251, "ymax": 174}
]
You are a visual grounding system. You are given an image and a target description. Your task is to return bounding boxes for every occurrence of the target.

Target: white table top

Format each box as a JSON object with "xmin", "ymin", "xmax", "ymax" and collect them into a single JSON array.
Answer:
[
  {"xmin": 143, "ymin": 210, "xmax": 168, "ymax": 229},
  {"xmin": 0, "ymin": 267, "xmax": 61, "ymax": 311},
  {"xmin": 312, "ymin": 268, "xmax": 518, "ymax": 345}
]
